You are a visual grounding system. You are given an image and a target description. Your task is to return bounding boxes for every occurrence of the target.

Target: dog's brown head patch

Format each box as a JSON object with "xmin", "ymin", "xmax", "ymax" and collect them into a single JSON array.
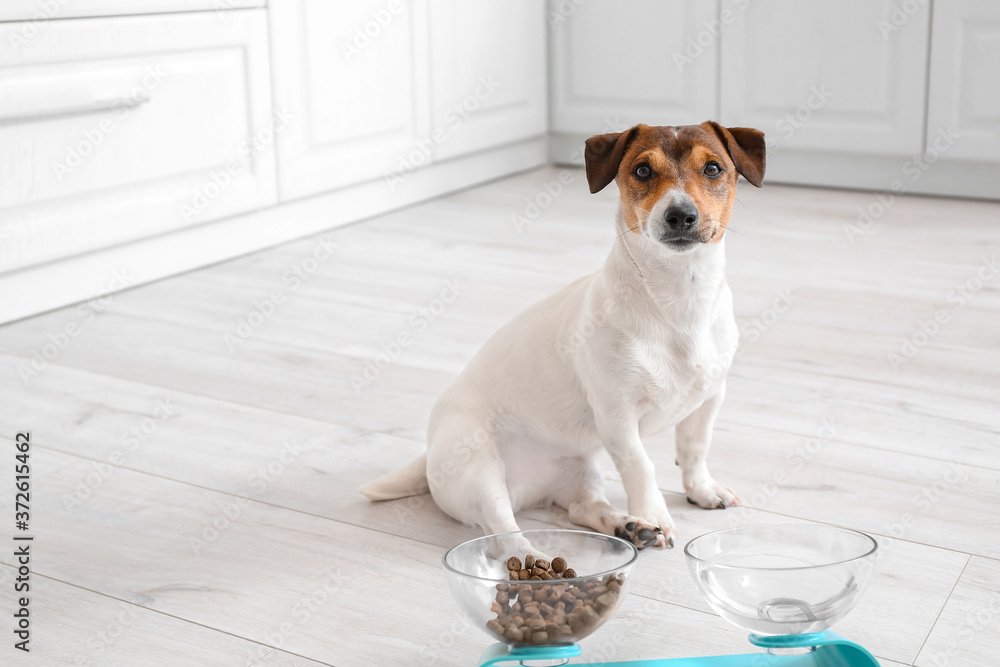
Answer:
[{"xmin": 584, "ymin": 122, "xmax": 765, "ymax": 246}]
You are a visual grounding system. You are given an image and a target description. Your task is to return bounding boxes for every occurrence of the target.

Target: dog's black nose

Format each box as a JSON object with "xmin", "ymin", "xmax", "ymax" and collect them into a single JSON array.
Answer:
[{"xmin": 664, "ymin": 202, "xmax": 699, "ymax": 230}]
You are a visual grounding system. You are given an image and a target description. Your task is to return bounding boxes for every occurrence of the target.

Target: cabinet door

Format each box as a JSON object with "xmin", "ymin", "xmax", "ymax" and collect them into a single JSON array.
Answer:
[
  {"xmin": 549, "ymin": 0, "xmax": 718, "ymax": 134},
  {"xmin": 269, "ymin": 0, "xmax": 428, "ymax": 200},
  {"xmin": 0, "ymin": 11, "xmax": 275, "ymax": 273},
  {"xmin": 719, "ymin": 0, "xmax": 929, "ymax": 156},
  {"xmin": 926, "ymin": 0, "xmax": 1000, "ymax": 162},
  {"xmin": 426, "ymin": 0, "xmax": 547, "ymax": 161}
]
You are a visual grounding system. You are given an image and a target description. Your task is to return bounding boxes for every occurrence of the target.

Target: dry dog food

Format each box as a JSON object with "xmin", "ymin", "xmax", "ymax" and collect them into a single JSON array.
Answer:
[{"xmin": 486, "ymin": 554, "xmax": 624, "ymax": 645}]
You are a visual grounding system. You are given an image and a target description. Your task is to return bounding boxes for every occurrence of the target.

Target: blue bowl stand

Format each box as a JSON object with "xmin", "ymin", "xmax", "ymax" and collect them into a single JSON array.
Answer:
[{"xmin": 476, "ymin": 630, "xmax": 880, "ymax": 666}]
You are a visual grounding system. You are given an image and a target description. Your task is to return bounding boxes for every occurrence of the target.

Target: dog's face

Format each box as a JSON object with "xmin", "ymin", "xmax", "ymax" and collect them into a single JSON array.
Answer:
[{"xmin": 584, "ymin": 122, "xmax": 766, "ymax": 254}]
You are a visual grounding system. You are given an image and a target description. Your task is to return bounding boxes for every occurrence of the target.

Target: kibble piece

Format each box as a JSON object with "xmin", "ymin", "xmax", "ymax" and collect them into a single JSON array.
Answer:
[
  {"xmin": 562, "ymin": 568, "xmax": 577, "ymax": 579},
  {"xmin": 530, "ymin": 575, "xmax": 542, "ymax": 580},
  {"xmin": 487, "ymin": 618, "xmax": 504, "ymax": 635},
  {"xmin": 551, "ymin": 557, "xmax": 567, "ymax": 573},
  {"xmin": 496, "ymin": 590, "xmax": 509, "ymax": 605},
  {"xmin": 557, "ymin": 624, "xmax": 572, "ymax": 637},
  {"xmin": 578, "ymin": 605, "xmax": 599, "ymax": 626},
  {"xmin": 535, "ymin": 559, "xmax": 550, "ymax": 571},
  {"xmin": 518, "ymin": 569, "xmax": 530, "ymax": 580},
  {"xmin": 528, "ymin": 616, "xmax": 546, "ymax": 630},
  {"xmin": 506, "ymin": 556, "xmax": 522, "ymax": 572},
  {"xmin": 491, "ymin": 601, "xmax": 502, "ymax": 614},
  {"xmin": 524, "ymin": 554, "xmax": 535, "ymax": 569},
  {"xmin": 540, "ymin": 571, "xmax": 553, "ymax": 580},
  {"xmin": 531, "ymin": 566, "xmax": 546, "ymax": 577},
  {"xmin": 531, "ymin": 631, "xmax": 549, "ymax": 644},
  {"xmin": 593, "ymin": 592, "xmax": 617, "ymax": 612},
  {"xmin": 497, "ymin": 583, "xmax": 509, "ymax": 592},
  {"xmin": 504, "ymin": 625, "xmax": 523, "ymax": 642},
  {"xmin": 607, "ymin": 579, "xmax": 622, "ymax": 593},
  {"xmin": 509, "ymin": 570, "xmax": 519, "ymax": 580}
]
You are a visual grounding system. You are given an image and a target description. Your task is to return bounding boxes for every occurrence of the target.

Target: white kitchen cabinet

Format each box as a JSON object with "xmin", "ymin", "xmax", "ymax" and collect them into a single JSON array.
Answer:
[
  {"xmin": 269, "ymin": 0, "xmax": 429, "ymax": 200},
  {"xmin": 270, "ymin": 0, "xmax": 547, "ymax": 201},
  {"xmin": 0, "ymin": 10, "xmax": 276, "ymax": 273},
  {"xmin": 926, "ymin": 0, "xmax": 1000, "ymax": 163},
  {"xmin": 426, "ymin": 0, "xmax": 547, "ymax": 161},
  {"xmin": 549, "ymin": 0, "xmax": 718, "ymax": 143},
  {"xmin": 719, "ymin": 0, "xmax": 930, "ymax": 157}
]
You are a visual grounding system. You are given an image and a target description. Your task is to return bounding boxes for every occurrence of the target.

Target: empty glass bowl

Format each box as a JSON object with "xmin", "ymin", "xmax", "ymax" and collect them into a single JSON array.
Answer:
[
  {"xmin": 443, "ymin": 529, "xmax": 638, "ymax": 646},
  {"xmin": 684, "ymin": 524, "xmax": 878, "ymax": 636}
]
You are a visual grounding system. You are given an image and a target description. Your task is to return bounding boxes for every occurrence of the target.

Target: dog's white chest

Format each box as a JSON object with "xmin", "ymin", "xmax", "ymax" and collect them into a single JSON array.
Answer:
[{"xmin": 632, "ymin": 308, "xmax": 737, "ymax": 433}]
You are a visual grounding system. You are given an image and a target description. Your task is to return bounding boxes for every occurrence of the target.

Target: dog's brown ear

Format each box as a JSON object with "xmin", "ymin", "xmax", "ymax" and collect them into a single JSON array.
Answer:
[
  {"xmin": 703, "ymin": 121, "xmax": 766, "ymax": 187},
  {"xmin": 584, "ymin": 126, "xmax": 638, "ymax": 194}
]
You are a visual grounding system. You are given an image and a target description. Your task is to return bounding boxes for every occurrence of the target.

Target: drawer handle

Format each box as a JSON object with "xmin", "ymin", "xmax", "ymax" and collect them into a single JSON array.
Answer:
[{"xmin": 0, "ymin": 92, "xmax": 151, "ymax": 124}]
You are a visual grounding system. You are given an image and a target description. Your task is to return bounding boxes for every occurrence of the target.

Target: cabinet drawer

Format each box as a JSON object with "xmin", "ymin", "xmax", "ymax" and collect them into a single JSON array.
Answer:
[{"xmin": 0, "ymin": 11, "xmax": 276, "ymax": 273}]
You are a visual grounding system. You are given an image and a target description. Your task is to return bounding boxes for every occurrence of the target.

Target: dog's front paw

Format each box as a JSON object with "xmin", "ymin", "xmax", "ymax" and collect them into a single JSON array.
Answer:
[
  {"xmin": 686, "ymin": 480, "xmax": 740, "ymax": 510},
  {"xmin": 614, "ymin": 517, "xmax": 677, "ymax": 550}
]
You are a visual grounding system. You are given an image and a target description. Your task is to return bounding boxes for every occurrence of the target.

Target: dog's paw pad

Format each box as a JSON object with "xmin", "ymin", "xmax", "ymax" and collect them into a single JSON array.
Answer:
[{"xmin": 615, "ymin": 517, "xmax": 673, "ymax": 550}]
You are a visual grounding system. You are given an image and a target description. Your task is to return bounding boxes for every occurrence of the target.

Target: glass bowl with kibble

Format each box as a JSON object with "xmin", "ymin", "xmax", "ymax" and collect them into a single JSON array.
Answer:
[{"xmin": 442, "ymin": 529, "xmax": 638, "ymax": 647}]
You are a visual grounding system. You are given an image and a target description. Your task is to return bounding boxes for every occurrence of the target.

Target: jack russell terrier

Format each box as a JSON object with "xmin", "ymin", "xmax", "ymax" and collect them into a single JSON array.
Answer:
[{"xmin": 362, "ymin": 122, "xmax": 765, "ymax": 549}]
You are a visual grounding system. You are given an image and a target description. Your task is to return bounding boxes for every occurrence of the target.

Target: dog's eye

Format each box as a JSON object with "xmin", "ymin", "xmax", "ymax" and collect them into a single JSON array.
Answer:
[
  {"xmin": 703, "ymin": 162, "xmax": 722, "ymax": 178},
  {"xmin": 633, "ymin": 164, "xmax": 652, "ymax": 180}
]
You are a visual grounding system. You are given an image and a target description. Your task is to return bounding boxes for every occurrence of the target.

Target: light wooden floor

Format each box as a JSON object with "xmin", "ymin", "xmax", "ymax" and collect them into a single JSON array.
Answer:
[{"xmin": 1, "ymin": 167, "xmax": 998, "ymax": 666}]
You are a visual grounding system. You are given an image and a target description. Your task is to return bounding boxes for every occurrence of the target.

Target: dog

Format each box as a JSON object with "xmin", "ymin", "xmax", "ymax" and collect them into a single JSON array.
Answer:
[{"xmin": 361, "ymin": 122, "xmax": 765, "ymax": 550}]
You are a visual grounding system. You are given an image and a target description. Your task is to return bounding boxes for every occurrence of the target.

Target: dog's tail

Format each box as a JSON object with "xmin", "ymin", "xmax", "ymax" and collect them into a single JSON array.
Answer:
[{"xmin": 359, "ymin": 453, "xmax": 430, "ymax": 501}]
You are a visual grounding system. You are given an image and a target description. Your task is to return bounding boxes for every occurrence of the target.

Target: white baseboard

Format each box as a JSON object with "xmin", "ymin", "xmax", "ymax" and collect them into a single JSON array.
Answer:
[
  {"xmin": 0, "ymin": 136, "xmax": 548, "ymax": 326},
  {"xmin": 550, "ymin": 132, "xmax": 1000, "ymax": 201}
]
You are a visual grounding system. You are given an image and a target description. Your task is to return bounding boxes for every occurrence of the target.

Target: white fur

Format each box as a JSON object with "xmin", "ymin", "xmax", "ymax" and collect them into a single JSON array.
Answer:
[{"xmin": 361, "ymin": 194, "xmax": 740, "ymax": 549}]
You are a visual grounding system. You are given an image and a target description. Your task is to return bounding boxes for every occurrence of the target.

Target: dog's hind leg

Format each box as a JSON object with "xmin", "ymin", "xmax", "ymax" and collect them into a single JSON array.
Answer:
[{"xmin": 426, "ymin": 413, "xmax": 521, "ymax": 536}]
